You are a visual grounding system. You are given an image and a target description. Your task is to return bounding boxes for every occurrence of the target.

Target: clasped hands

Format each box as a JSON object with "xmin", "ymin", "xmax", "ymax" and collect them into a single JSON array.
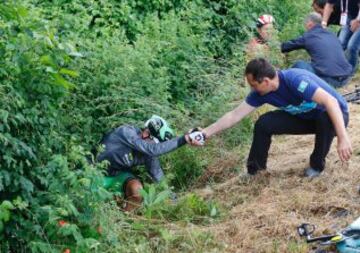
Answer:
[{"xmin": 184, "ymin": 127, "xmax": 206, "ymax": 146}]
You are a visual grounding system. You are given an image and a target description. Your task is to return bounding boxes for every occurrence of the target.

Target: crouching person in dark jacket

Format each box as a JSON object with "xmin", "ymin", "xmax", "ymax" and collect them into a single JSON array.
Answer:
[
  {"xmin": 96, "ymin": 115, "xmax": 191, "ymax": 211},
  {"xmin": 281, "ymin": 12, "xmax": 352, "ymax": 88}
]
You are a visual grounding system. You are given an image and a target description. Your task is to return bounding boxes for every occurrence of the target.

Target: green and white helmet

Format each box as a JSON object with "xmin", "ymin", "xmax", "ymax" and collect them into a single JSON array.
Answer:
[{"xmin": 144, "ymin": 115, "xmax": 174, "ymax": 142}]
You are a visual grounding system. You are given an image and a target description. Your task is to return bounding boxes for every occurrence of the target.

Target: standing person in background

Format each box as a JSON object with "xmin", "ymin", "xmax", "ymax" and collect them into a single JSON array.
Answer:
[
  {"xmin": 281, "ymin": 12, "xmax": 352, "ymax": 88},
  {"xmin": 312, "ymin": 0, "xmax": 341, "ymax": 26},
  {"xmin": 246, "ymin": 14, "xmax": 276, "ymax": 59},
  {"xmin": 322, "ymin": 0, "xmax": 360, "ymax": 74}
]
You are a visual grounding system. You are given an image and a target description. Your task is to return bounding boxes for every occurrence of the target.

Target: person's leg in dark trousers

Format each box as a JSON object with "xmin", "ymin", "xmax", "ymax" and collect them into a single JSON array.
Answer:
[
  {"xmin": 309, "ymin": 111, "xmax": 349, "ymax": 172},
  {"xmin": 247, "ymin": 110, "xmax": 315, "ymax": 175}
]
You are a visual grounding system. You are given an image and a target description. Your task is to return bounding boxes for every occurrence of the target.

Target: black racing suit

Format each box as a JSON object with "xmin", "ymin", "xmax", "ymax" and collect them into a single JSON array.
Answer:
[{"xmin": 97, "ymin": 125, "xmax": 187, "ymax": 182}]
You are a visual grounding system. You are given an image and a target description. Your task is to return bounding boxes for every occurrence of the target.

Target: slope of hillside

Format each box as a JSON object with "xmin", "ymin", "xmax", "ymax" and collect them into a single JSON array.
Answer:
[{"xmin": 195, "ymin": 78, "xmax": 360, "ymax": 253}]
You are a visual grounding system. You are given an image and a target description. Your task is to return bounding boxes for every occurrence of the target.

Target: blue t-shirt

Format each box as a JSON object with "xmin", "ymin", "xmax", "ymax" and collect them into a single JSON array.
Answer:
[{"xmin": 246, "ymin": 69, "xmax": 348, "ymax": 120}]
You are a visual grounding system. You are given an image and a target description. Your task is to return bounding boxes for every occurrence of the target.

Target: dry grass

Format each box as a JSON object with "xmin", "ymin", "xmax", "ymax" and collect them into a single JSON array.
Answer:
[{"xmin": 193, "ymin": 79, "xmax": 360, "ymax": 253}]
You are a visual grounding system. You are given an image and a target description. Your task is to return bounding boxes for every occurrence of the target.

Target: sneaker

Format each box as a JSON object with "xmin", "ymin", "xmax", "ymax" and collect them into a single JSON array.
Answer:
[{"xmin": 304, "ymin": 167, "xmax": 321, "ymax": 178}]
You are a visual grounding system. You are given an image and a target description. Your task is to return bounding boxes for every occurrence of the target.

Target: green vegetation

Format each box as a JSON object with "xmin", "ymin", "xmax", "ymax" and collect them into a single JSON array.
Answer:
[{"xmin": 0, "ymin": 0, "xmax": 310, "ymax": 252}]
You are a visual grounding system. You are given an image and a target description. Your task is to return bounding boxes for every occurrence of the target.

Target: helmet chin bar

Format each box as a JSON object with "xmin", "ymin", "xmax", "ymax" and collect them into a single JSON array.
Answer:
[{"xmin": 144, "ymin": 115, "xmax": 174, "ymax": 142}]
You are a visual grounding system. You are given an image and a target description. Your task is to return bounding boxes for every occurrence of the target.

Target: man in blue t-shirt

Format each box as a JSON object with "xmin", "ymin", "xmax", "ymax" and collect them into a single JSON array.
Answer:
[{"xmin": 192, "ymin": 58, "xmax": 352, "ymax": 177}]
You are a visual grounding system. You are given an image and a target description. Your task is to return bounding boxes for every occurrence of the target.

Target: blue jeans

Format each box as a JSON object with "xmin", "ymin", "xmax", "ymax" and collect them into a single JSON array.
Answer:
[
  {"xmin": 292, "ymin": 60, "xmax": 350, "ymax": 88},
  {"xmin": 317, "ymin": 75, "xmax": 350, "ymax": 89},
  {"xmin": 292, "ymin": 60, "xmax": 315, "ymax": 73},
  {"xmin": 338, "ymin": 18, "xmax": 360, "ymax": 74}
]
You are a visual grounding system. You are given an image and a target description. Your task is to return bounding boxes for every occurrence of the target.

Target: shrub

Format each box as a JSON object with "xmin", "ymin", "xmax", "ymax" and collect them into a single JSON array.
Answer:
[{"xmin": 0, "ymin": 0, "xmax": 312, "ymax": 251}]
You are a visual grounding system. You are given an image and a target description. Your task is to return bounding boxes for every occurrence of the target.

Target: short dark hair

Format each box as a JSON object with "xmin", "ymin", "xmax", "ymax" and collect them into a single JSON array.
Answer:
[
  {"xmin": 244, "ymin": 58, "xmax": 276, "ymax": 82},
  {"xmin": 312, "ymin": 0, "xmax": 326, "ymax": 8}
]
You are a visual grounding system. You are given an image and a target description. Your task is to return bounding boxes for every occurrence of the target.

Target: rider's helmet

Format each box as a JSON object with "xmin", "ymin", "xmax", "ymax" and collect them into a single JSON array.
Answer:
[
  {"xmin": 256, "ymin": 14, "xmax": 275, "ymax": 28},
  {"xmin": 144, "ymin": 115, "xmax": 174, "ymax": 142}
]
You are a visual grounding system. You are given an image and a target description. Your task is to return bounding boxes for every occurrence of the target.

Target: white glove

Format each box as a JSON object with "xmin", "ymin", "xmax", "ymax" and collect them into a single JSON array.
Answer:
[{"xmin": 189, "ymin": 131, "xmax": 205, "ymax": 145}]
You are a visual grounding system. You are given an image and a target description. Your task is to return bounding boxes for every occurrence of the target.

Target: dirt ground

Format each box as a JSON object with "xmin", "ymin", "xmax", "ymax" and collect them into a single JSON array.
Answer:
[{"xmin": 195, "ymin": 79, "xmax": 360, "ymax": 253}]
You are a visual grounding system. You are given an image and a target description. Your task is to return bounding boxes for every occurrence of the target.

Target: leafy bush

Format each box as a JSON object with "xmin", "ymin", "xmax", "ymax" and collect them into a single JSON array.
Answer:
[
  {"xmin": 0, "ymin": 0, "xmax": 312, "ymax": 251},
  {"xmin": 140, "ymin": 182, "xmax": 220, "ymax": 223},
  {"xmin": 95, "ymin": 201, "xmax": 223, "ymax": 253},
  {"xmin": 0, "ymin": 3, "xmax": 109, "ymax": 252}
]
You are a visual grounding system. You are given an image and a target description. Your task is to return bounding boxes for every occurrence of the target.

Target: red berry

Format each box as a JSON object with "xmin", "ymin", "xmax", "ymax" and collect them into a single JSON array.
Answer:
[{"xmin": 58, "ymin": 220, "xmax": 67, "ymax": 227}]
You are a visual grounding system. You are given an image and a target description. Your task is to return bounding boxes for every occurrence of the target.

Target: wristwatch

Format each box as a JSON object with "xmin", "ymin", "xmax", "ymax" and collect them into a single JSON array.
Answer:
[{"xmin": 321, "ymin": 21, "xmax": 327, "ymax": 27}]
